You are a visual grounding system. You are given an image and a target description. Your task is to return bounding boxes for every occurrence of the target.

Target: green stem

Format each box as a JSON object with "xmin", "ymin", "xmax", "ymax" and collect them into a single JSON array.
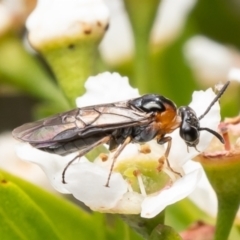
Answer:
[
  {"xmin": 123, "ymin": 0, "xmax": 161, "ymax": 93},
  {"xmin": 199, "ymin": 154, "xmax": 240, "ymax": 240},
  {"xmin": 134, "ymin": 32, "xmax": 150, "ymax": 92},
  {"xmin": 214, "ymin": 195, "xmax": 239, "ymax": 240},
  {"xmin": 41, "ymin": 39, "xmax": 99, "ymax": 107}
]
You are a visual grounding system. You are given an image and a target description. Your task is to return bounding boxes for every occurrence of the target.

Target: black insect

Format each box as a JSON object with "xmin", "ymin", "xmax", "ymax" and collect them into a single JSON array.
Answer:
[{"xmin": 12, "ymin": 81, "xmax": 230, "ymax": 186}]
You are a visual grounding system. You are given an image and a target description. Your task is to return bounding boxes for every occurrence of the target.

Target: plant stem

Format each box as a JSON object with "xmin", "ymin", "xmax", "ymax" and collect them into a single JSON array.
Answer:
[{"xmin": 214, "ymin": 195, "xmax": 239, "ymax": 240}]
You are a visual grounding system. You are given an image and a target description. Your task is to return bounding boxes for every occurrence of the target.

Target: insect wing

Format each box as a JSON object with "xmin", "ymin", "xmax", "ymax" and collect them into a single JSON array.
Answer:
[
  {"xmin": 12, "ymin": 109, "xmax": 80, "ymax": 143},
  {"xmin": 12, "ymin": 101, "xmax": 150, "ymax": 144}
]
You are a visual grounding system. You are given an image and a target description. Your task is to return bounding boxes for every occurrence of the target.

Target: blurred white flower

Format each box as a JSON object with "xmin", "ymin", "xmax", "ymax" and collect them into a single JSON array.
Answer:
[
  {"xmin": 184, "ymin": 35, "xmax": 240, "ymax": 85},
  {"xmin": 0, "ymin": 132, "xmax": 54, "ymax": 191},
  {"xmin": 0, "ymin": 0, "xmax": 35, "ymax": 36},
  {"xmin": 26, "ymin": 0, "xmax": 109, "ymax": 48},
  {"xmin": 100, "ymin": 0, "xmax": 196, "ymax": 64},
  {"xmin": 16, "ymin": 72, "xmax": 221, "ymax": 218},
  {"xmin": 228, "ymin": 68, "xmax": 240, "ymax": 83},
  {"xmin": 100, "ymin": 0, "xmax": 134, "ymax": 64},
  {"xmin": 151, "ymin": 0, "xmax": 196, "ymax": 45}
]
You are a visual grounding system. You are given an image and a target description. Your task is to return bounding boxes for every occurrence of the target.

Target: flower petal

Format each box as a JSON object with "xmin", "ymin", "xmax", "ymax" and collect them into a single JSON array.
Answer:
[
  {"xmin": 17, "ymin": 143, "xmax": 128, "ymax": 208},
  {"xmin": 76, "ymin": 72, "xmax": 139, "ymax": 107},
  {"xmin": 169, "ymin": 88, "xmax": 221, "ymax": 167},
  {"xmin": 64, "ymin": 161, "xmax": 128, "ymax": 210},
  {"xmin": 16, "ymin": 143, "xmax": 78, "ymax": 193},
  {"xmin": 141, "ymin": 165, "xmax": 203, "ymax": 218},
  {"xmin": 93, "ymin": 192, "xmax": 144, "ymax": 214},
  {"xmin": 188, "ymin": 163, "xmax": 218, "ymax": 217}
]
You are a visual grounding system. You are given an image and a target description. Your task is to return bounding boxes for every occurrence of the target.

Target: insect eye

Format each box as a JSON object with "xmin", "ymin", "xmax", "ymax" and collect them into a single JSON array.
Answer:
[
  {"xmin": 179, "ymin": 106, "xmax": 200, "ymax": 146},
  {"xmin": 180, "ymin": 123, "xmax": 199, "ymax": 146}
]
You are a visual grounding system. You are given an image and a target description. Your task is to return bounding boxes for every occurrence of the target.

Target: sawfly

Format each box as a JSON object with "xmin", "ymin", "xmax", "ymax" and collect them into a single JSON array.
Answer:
[{"xmin": 12, "ymin": 81, "xmax": 230, "ymax": 186}]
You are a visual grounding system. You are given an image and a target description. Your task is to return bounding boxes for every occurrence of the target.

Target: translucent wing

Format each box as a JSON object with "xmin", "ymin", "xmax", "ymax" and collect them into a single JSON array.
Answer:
[{"xmin": 12, "ymin": 100, "xmax": 151, "ymax": 145}]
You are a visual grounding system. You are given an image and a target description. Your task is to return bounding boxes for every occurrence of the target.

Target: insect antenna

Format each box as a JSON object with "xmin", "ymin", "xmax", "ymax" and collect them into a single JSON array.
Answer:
[
  {"xmin": 198, "ymin": 127, "xmax": 224, "ymax": 144},
  {"xmin": 198, "ymin": 81, "xmax": 230, "ymax": 121}
]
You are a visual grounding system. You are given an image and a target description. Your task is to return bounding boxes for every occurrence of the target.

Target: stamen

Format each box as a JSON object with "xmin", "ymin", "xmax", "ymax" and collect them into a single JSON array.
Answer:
[
  {"xmin": 133, "ymin": 170, "xmax": 147, "ymax": 196},
  {"xmin": 127, "ymin": 182, "xmax": 133, "ymax": 192},
  {"xmin": 139, "ymin": 144, "xmax": 151, "ymax": 154},
  {"xmin": 157, "ymin": 156, "xmax": 165, "ymax": 171},
  {"xmin": 99, "ymin": 153, "xmax": 108, "ymax": 162},
  {"xmin": 163, "ymin": 168, "xmax": 179, "ymax": 182}
]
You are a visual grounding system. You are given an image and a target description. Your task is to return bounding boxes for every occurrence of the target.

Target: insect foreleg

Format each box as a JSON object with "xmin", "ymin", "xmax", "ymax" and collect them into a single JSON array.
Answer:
[
  {"xmin": 157, "ymin": 136, "xmax": 182, "ymax": 177},
  {"xmin": 105, "ymin": 136, "xmax": 132, "ymax": 187},
  {"xmin": 62, "ymin": 135, "xmax": 111, "ymax": 184}
]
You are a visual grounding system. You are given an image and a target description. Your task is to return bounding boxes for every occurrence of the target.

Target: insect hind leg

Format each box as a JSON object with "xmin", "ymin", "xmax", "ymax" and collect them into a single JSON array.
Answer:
[
  {"xmin": 62, "ymin": 136, "xmax": 111, "ymax": 184},
  {"xmin": 157, "ymin": 136, "xmax": 182, "ymax": 177},
  {"xmin": 105, "ymin": 136, "xmax": 132, "ymax": 187}
]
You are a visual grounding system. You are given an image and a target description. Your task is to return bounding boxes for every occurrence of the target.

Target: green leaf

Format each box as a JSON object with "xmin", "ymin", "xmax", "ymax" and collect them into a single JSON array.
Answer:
[
  {"xmin": 0, "ymin": 170, "xmax": 105, "ymax": 239},
  {"xmin": 0, "ymin": 170, "xmax": 147, "ymax": 240},
  {"xmin": 150, "ymin": 224, "xmax": 182, "ymax": 240},
  {"xmin": 0, "ymin": 177, "xmax": 62, "ymax": 240},
  {"xmin": 0, "ymin": 34, "xmax": 69, "ymax": 111}
]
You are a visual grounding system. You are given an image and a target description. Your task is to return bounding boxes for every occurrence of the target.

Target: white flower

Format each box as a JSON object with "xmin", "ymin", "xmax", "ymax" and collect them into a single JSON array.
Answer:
[
  {"xmin": 184, "ymin": 35, "xmax": 240, "ymax": 84},
  {"xmin": 16, "ymin": 144, "xmax": 128, "ymax": 207},
  {"xmin": 228, "ymin": 68, "xmax": 240, "ymax": 83},
  {"xmin": 188, "ymin": 162, "xmax": 218, "ymax": 217},
  {"xmin": 15, "ymin": 72, "xmax": 221, "ymax": 218},
  {"xmin": 26, "ymin": 0, "xmax": 109, "ymax": 48},
  {"xmin": 141, "ymin": 161, "xmax": 202, "ymax": 218},
  {"xmin": 169, "ymin": 87, "xmax": 221, "ymax": 168},
  {"xmin": 76, "ymin": 72, "xmax": 139, "ymax": 107},
  {"xmin": 100, "ymin": 0, "xmax": 196, "ymax": 64},
  {"xmin": 0, "ymin": 132, "xmax": 53, "ymax": 191}
]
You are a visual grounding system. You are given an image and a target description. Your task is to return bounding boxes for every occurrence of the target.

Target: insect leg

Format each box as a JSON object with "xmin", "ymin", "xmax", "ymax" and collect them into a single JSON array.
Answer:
[
  {"xmin": 105, "ymin": 136, "xmax": 132, "ymax": 187},
  {"xmin": 157, "ymin": 136, "xmax": 182, "ymax": 177},
  {"xmin": 62, "ymin": 136, "xmax": 111, "ymax": 184}
]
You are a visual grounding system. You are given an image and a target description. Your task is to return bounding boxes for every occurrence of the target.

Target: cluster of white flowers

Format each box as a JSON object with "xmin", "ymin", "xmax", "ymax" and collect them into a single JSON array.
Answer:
[{"xmin": 16, "ymin": 72, "xmax": 221, "ymax": 218}]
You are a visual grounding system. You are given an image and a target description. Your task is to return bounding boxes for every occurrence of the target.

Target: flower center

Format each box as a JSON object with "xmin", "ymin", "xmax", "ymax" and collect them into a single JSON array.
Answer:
[{"xmin": 114, "ymin": 156, "xmax": 172, "ymax": 195}]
